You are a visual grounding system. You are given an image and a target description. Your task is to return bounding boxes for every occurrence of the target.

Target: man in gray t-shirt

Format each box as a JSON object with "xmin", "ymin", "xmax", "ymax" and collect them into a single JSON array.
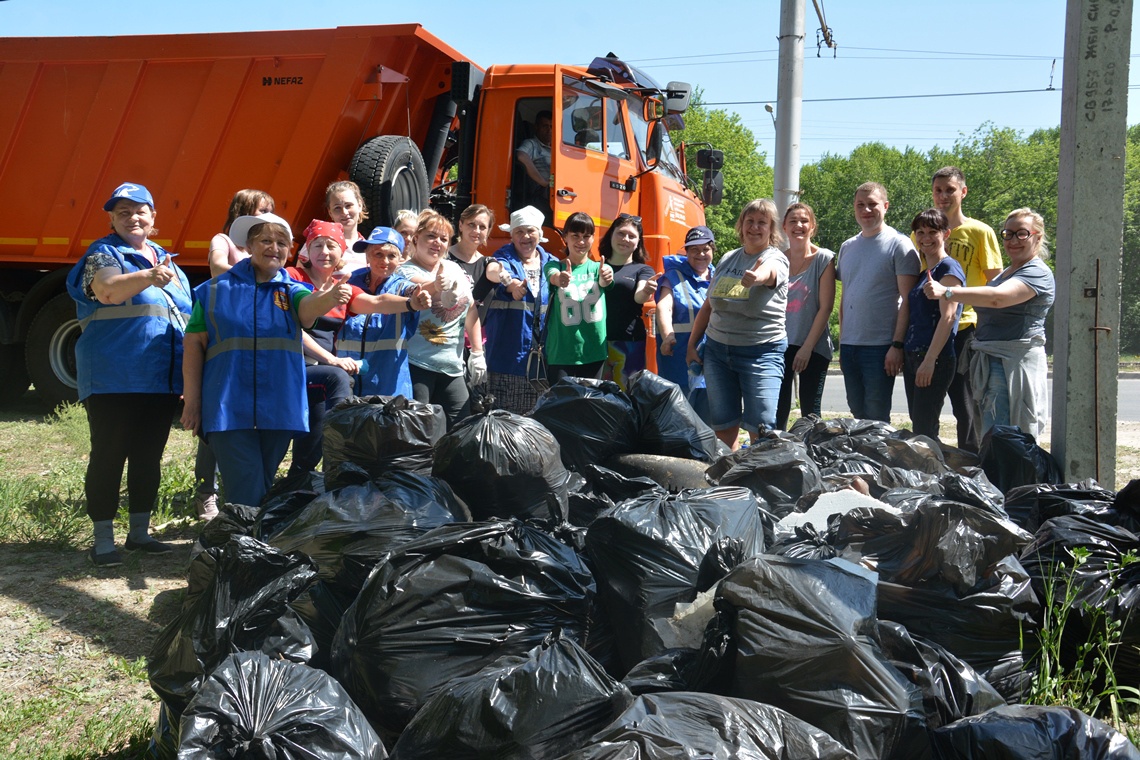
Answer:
[{"xmin": 835, "ymin": 182, "xmax": 920, "ymax": 422}]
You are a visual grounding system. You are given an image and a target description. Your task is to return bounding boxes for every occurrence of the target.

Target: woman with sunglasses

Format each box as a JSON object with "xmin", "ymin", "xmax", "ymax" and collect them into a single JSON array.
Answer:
[
  {"xmin": 923, "ymin": 208, "xmax": 1055, "ymax": 439},
  {"xmin": 600, "ymin": 213, "xmax": 659, "ymax": 390}
]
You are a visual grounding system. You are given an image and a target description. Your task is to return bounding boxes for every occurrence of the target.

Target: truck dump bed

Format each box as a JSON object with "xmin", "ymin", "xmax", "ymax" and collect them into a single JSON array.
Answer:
[{"xmin": 0, "ymin": 24, "xmax": 471, "ymax": 268}]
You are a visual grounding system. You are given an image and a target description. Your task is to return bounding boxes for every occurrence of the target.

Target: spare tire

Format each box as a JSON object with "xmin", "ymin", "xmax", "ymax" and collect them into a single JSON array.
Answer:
[{"xmin": 349, "ymin": 135, "xmax": 430, "ymax": 233}]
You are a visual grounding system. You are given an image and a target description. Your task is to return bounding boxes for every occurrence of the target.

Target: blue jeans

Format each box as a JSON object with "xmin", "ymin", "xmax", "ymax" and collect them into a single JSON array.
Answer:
[
  {"xmin": 839, "ymin": 344, "xmax": 895, "ymax": 422},
  {"xmin": 703, "ymin": 337, "xmax": 786, "ymax": 434},
  {"xmin": 982, "ymin": 357, "xmax": 1011, "ymax": 435},
  {"xmin": 208, "ymin": 429, "xmax": 294, "ymax": 507}
]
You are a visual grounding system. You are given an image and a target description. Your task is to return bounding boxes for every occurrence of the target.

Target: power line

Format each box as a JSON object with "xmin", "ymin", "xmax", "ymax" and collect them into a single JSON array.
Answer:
[{"xmin": 706, "ymin": 87, "xmax": 1057, "ymax": 106}]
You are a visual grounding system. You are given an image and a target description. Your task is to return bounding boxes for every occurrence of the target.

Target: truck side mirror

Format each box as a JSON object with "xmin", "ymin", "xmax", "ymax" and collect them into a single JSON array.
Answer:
[
  {"xmin": 665, "ymin": 81, "xmax": 692, "ymax": 115},
  {"xmin": 642, "ymin": 96, "xmax": 665, "ymax": 122},
  {"xmin": 645, "ymin": 120, "xmax": 662, "ymax": 167},
  {"xmin": 696, "ymin": 149, "xmax": 724, "ymax": 172},
  {"xmin": 702, "ymin": 170, "xmax": 724, "ymax": 206}
]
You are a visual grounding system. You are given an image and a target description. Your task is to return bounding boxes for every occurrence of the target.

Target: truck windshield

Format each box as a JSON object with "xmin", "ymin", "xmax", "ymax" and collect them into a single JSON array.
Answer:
[{"xmin": 625, "ymin": 94, "xmax": 685, "ymax": 184}]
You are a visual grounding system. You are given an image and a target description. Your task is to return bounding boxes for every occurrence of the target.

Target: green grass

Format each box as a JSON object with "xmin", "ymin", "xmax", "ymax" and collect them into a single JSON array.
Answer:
[
  {"xmin": 1026, "ymin": 546, "xmax": 1140, "ymax": 743},
  {"xmin": 0, "ymin": 400, "xmax": 197, "ymax": 759}
]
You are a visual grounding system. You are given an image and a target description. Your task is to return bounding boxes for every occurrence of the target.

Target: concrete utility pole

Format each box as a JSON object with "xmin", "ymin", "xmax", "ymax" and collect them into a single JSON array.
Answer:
[
  {"xmin": 773, "ymin": 0, "xmax": 805, "ymax": 220},
  {"xmin": 1052, "ymin": 0, "xmax": 1133, "ymax": 486}
]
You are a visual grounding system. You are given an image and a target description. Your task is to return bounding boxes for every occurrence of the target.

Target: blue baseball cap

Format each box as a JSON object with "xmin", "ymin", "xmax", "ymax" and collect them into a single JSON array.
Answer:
[
  {"xmin": 354, "ymin": 226, "xmax": 405, "ymax": 254},
  {"xmin": 684, "ymin": 225, "xmax": 715, "ymax": 248},
  {"xmin": 102, "ymin": 182, "xmax": 155, "ymax": 211}
]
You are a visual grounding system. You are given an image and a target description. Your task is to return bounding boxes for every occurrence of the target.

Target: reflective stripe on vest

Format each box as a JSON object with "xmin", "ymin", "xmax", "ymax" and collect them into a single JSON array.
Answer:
[
  {"xmin": 206, "ymin": 336, "xmax": 303, "ymax": 361},
  {"xmin": 78, "ymin": 302, "xmax": 186, "ymax": 329},
  {"xmin": 358, "ymin": 336, "xmax": 407, "ymax": 354}
]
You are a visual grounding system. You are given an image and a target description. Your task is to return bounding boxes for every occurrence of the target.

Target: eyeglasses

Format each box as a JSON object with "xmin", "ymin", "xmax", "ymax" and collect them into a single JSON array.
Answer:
[
  {"xmin": 616, "ymin": 213, "xmax": 642, "ymax": 224},
  {"xmin": 1000, "ymin": 228, "xmax": 1035, "ymax": 241}
]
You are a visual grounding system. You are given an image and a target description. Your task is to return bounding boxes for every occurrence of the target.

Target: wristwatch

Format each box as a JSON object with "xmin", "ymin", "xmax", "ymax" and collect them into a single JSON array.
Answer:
[
  {"xmin": 891, "ymin": 341, "xmax": 904, "ymax": 350},
  {"xmin": 943, "ymin": 288, "xmax": 954, "ymax": 300}
]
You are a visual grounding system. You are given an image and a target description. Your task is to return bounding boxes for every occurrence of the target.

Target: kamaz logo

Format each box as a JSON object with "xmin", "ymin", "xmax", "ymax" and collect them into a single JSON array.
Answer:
[{"xmin": 262, "ymin": 76, "xmax": 304, "ymax": 86}]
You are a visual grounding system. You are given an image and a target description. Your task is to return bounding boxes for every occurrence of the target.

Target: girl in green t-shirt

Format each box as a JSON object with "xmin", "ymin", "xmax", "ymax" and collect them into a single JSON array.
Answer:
[{"xmin": 544, "ymin": 212, "xmax": 614, "ymax": 382}]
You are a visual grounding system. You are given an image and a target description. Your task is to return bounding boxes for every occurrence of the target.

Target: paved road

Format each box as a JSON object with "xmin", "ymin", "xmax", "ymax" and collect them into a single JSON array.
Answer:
[{"xmin": 818, "ymin": 374, "xmax": 1139, "ymax": 422}]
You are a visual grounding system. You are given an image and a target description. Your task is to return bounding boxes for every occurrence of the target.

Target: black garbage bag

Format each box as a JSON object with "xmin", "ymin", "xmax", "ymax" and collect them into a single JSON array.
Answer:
[
  {"xmin": 561, "ymin": 691, "xmax": 855, "ymax": 760},
  {"xmin": 978, "ymin": 424, "xmax": 1063, "ymax": 494},
  {"xmin": 874, "ymin": 468, "xmax": 1004, "ymax": 518},
  {"xmin": 433, "ymin": 409, "xmax": 571, "ymax": 522},
  {"xmin": 1005, "ymin": 480, "xmax": 1127, "ymax": 534},
  {"xmin": 876, "ymin": 555, "xmax": 1038, "ymax": 701},
  {"xmin": 876, "ymin": 621, "xmax": 1005, "ymax": 730},
  {"xmin": 625, "ymin": 369, "xmax": 724, "ymax": 461},
  {"xmin": 195, "ymin": 502, "xmax": 261, "ymax": 557},
  {"xmin": 1113, "ymin": 479, "xmax": 1140, "ymax": 530},
  {"xmin": 930, "ymin": 704, "xmax": 1140, "ymax": 759},
  {"xmin": 705, "ymin": 434, "xmax": 824, "ymax": 516},
  {"xmin": 620, "ymin": 606, "xmax": 734, "ymax": 696},
  {"xmin": 795, "ymin": 417, "xmax": 898, "ymax": 466},
  {"xmin": 390, "ymin": 632, "xmax": 631, "ymax": 760},
  {"xmin": 716, "ymin": 556, "xmax": 928, "ymax": 759},
  {"xmin": 178, "ymin": 652, "xmax": 386, "ymax": 759},
  {"xmin": 529, "ymin": 377, "xmax": 639, "ymax": 473},
  {"xmin": 330, "ymin": 519, "xmax": 596, "ymax": 736},
  {"xmin": 579, "ymin": 464, "xmax": 661, "ymax": 502},
  {"xmin": 1019, "ymin": 514, "xmax": 1140, "ymax": 687},
  {"xmin": 267, "ymin": 473, "xmax": 468, "ymax": 585},
  {"xmin": 148, "ymin": 536, "xmax": 317, "ymax": 734},
  {"xmin": 829, "ymin": 500, "xmax": 1037, "ymax": 700},
  {"xmin": 289, "ymin": 579, "xmax": 359, "ymax": 673},
  {"xmin": 767, "ymin": 523, "xmax": 839, "ymax": 560},
  {"xmin": 323, "ymin": 395, "xmax": 446, "ymax": 476},
  {"xmin": 323, "ymin": 460, "xmax": 373, "ymax": 491},
  {"xmin": 586, "ymin": 486, "xmax": 766, "ymax": 672},
  {"xmin": 256, "ymin": 488, "xmax": 321, "ymax": 542},
  {"xmin": 832, "ymin": 499, "xmax": 1031, "ymax": 595}
]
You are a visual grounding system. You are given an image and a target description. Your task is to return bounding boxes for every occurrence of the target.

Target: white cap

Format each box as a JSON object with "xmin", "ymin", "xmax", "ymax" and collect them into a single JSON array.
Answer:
[{"xmin": 498, "ymin": 205, "xmax": 547, "ymax": 242}]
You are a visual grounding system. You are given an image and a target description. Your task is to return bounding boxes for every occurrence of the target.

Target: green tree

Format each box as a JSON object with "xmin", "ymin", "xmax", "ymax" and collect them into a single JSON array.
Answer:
[
  {"xmin": 1120, "ymin": 125, "xmax": 1140, "ymax": 352},
  {"xmin": 670, "ymin": 92, "xmax": 773, "ymax": 255}
]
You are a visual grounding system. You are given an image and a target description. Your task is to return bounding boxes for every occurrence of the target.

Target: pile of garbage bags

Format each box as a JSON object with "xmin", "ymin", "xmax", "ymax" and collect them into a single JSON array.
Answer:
[{"xmin": 147, "ymin": 380, "xmax": 1140, "ymax": 759}]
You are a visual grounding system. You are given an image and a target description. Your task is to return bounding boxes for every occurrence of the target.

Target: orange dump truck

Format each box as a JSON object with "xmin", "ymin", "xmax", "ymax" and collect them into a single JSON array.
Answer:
[{"xmin": 0, "ymin": 24, "xmax": 723, "ymax": 407}]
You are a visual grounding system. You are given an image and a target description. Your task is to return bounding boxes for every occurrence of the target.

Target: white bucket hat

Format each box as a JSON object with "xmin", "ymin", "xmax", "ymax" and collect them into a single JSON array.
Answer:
[
  {"xmin": 498, "ymin": 205, "xmax": 548, "ymax": 242},
  {"xmin": 229, "ymin": 213, "xmax": 293, "ymax": 248}
]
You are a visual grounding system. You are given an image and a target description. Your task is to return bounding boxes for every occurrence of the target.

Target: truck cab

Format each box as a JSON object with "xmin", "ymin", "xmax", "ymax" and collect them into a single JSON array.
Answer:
[{"xmin": 457, "ymin": 55, "xmax": 718, "ymax": 273}]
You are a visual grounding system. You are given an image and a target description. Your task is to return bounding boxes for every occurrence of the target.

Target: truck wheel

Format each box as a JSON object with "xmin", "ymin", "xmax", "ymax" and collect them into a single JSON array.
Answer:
[
  {"xmin": 26, "ymin": 293, "xmax": 81, "ymax": 410},
  {"xmin": 349, "ymin": 135, "xmax": 430, "ymax": 232}
]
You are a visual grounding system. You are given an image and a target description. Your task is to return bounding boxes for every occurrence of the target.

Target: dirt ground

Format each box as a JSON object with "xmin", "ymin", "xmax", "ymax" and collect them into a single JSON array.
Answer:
[{"xmin": 2, "ymin": 422, "xmax": 1140, "ymax": 756}]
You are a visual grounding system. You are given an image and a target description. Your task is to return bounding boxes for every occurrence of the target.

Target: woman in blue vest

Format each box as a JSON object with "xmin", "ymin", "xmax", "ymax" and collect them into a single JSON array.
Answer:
[
  {"xmin": 339, "ymin": 226, "xmax": 431, "ymax": 397},
  {"xmin": 655, "ymin": 225, "xmax": 716, "ymax": 421},
  {"xmin": 65, "ymin": 182, "xmax": 193, "ymax": 567},
  {"xmin": 180, "ymin": 213, "xmax": 352, "ymax": 508},
  {"xmin": 483, "ymin": 206, "xmax": 558, "ymax": 413}
]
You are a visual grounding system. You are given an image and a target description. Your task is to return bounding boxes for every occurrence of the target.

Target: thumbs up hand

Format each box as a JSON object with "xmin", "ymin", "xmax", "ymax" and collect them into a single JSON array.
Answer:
[
  {"xmin": 552, "ymin": 257, "xmax": 572, "ymax": 288},
  {"xmin": 150, "ymin": 254, "xmax": 176, "ymax": 287},
  {"xmin": 922, "ymin": 269, "xmax": 944, "ymax": 300}
]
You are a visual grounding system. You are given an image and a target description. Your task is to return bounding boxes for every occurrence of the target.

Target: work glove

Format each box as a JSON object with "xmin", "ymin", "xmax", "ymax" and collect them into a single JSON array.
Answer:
[{"xmin": 467, "ymin": 350, "xmax": 488, "ymax": 387}]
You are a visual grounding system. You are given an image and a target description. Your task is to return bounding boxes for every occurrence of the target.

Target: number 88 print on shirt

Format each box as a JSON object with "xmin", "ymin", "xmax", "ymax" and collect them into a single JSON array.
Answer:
[{"xmin": 542, "ymin": 258, "xmax": 612, "ymax": 366}]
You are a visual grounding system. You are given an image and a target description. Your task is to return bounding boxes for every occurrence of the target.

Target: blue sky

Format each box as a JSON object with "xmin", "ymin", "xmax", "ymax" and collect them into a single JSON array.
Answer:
[{"xmin": 3, "ymin": 0, "xmax": 1136, "ymax": 163}]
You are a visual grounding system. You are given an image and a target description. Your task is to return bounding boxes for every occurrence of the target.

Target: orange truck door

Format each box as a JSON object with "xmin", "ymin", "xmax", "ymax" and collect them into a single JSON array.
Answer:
[{"xmin": 550, "ymin": 71, "xmax": 639, "ymax": 245}]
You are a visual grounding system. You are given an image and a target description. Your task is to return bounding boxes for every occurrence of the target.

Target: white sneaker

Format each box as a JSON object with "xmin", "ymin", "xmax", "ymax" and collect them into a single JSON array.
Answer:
[{"xmin": 194, "ymin": 493, "xmax": 220, "ymax": 521}]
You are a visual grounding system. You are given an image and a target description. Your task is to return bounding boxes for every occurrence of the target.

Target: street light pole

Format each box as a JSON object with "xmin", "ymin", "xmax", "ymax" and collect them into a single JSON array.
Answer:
[{"xmin": 773, "ymin": 0, "xmax": 804, "ymax": 221}]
